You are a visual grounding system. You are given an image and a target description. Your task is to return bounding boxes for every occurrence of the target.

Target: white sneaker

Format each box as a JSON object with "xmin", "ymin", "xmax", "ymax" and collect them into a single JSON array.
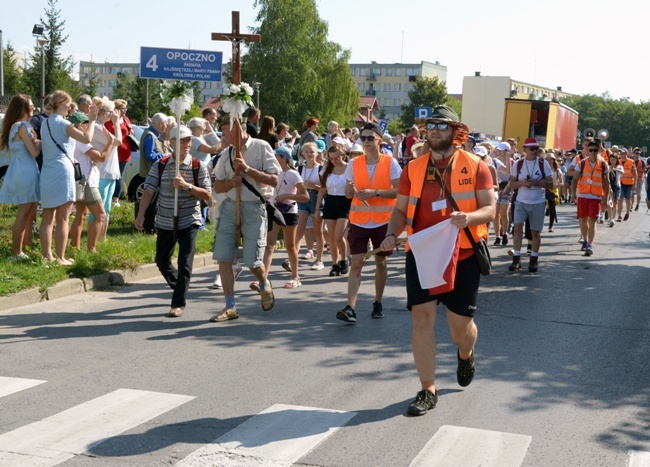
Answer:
[
  {"xmin": 311, "ymin": 260, "xmax": 324, "ymax": 271},
  {"xmin": 212, "ymin": 274, "xmax": 222, "ymax": 288},
  {"xmin": 233, "ymin": 261, "xmax": 243, "ymax": 280}
]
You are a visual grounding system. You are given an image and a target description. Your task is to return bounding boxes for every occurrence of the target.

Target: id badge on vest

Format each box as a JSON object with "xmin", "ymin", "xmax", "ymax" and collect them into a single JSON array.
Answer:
[{"xmin": 432, "ymin": 199, "xmax": 447, "ymax": 215}]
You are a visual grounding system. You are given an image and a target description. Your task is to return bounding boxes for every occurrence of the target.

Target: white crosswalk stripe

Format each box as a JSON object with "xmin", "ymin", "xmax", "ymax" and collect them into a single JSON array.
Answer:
[
  {"xmin": 0, "ymin": 388, "xmax": 194, "ymax": 467},
  {"xmin": 0, "ymin": 376, "xmax": 46, "ymax": 399},
  {"xmin": 628, "ymin": 450, "xmax": 650, "ymax": 467},
  {"xmin": 409, "ymin": 425, "xmax": 532, "ymax": 467},
  {"xmin": 176, "ymin": 403, "xmax": 357, "ymax": 466}
]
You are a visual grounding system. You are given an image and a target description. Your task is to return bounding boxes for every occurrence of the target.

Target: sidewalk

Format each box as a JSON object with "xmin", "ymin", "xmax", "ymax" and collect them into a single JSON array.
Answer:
[{"xmin": 0, "ymin": 253, "xmax": 216, "ymax": 313}]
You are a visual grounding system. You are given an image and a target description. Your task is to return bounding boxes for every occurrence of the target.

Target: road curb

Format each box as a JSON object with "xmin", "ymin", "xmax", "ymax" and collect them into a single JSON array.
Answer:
[{"xmin": 0, "ymin": 253, "xmax": 215, "ymax": 313}]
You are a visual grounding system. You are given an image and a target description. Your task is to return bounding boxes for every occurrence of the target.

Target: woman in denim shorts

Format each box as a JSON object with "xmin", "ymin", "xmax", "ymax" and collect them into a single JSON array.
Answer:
[{"xmin": 295, "ymin": 142, "xmax": 325, "ymax": 270}]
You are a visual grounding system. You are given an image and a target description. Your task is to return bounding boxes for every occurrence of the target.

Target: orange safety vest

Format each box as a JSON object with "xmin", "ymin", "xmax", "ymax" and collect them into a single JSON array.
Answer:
[
  {"xmin": 405, "ymin": 149, "xmax": 487, "ymax": 250},
  {"xmin": 349, "ymin": 154, "xmax": 395, "ymax": 224},
  {"xmin": 577, "ymin": 156, "xmax": 607, "ymax": 197},
  {"xmin": 620, "ymin": 158, "xmax": 635, "ymax": 185}
]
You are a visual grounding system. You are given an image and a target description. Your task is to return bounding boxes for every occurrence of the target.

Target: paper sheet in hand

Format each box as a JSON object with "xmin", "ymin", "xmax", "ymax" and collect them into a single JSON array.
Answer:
[{"xmin": 407, "ymin": 219, "xmax": 460, "ymax": 289}]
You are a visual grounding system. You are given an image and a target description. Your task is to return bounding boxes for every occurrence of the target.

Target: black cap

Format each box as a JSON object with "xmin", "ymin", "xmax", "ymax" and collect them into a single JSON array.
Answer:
[{"xmin": 361, "ymin": 122, "xmax": 383, "ymax": 137}]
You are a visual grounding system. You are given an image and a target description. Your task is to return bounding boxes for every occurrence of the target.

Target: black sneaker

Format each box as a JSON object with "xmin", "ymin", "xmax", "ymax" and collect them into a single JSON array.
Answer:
[
  {"xmin": 329, "ymin": 264, "xmax": 341, "ymax": 276},
  {"xmin": 501, "ymin": 233, "xmax": 508, "ymax": 246},
  {"xmin": 407, "ymin": 389, "xmax": 438, "ymax": 416},
  {"xmin": 528, "ymin": 256, "xmax": 538, "ymax": 273},
  {"xmin": 338, "ymin": 260, "xmax": 349, "ymax": 275},
  {"xmin": 371, "ymin": 301, "xmax": 384, "ymax": 318},
  {"xmin": 457, "ymin": 349, "xmax": 475, "ymax": 387},
  {"xmin": 508, "ymin": 255, "xmax": 522, "ymax": 271},
  {"xmin": 336, "ymin": 305, "xmax": 357, "ymax": 323},
  {"xmin": 493, "ymin": 236, "xmax": 501, "ymax": 246}
]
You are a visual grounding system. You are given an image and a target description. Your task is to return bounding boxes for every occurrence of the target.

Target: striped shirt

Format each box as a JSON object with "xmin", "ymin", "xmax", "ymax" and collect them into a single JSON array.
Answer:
[{"xmin": 143, "ymin": 155, "xmax": 211, "ymax": 230}]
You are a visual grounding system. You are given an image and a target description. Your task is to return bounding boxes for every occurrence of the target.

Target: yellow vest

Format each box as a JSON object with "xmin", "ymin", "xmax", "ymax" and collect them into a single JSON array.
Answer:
[{"xmin": 405, "ymin": 149, "xmax": 488, "ymax": 250}]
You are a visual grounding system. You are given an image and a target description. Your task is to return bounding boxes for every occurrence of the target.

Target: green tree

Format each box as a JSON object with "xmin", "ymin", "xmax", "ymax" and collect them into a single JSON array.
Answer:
[
  {"xmin": 23, "ymin": 0, "xmax": 82, "ymax": 100},
  {"xmin": 2, "ymin": 42, "xmax": 24, "ymax": 97},
  {"xmin": 400, "ymin": 76, "xmax": 448, "ymax": 127},
  {"xmin": 241, "ymin": 0, "xmax": 359, "ymax": 131}
]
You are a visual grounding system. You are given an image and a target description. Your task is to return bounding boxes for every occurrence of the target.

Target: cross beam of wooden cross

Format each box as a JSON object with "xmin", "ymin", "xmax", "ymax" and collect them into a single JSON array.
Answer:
[{"xmin": 211, "ymin": 11, "xmax": 260, "ymax": 85}]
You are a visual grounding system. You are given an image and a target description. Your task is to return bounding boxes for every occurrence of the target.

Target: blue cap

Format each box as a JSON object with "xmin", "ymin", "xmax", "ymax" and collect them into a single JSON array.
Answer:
[
  {"xmin": 315, "ymin": 139, "xmax": 326, "ymax": 152},
  {"xmin": 274, "ymin": 146, "xmax": 292, "ymax": 159}
]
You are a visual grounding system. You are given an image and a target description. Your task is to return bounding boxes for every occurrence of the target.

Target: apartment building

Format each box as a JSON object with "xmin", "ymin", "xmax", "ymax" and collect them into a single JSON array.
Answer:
[
  {"xmin": 349, "ymin": 61, "xmax": 447, "ymax": 120},
  {"xmin": 461, "ymin": 74, "xmax": 574, "ymax": 138}
]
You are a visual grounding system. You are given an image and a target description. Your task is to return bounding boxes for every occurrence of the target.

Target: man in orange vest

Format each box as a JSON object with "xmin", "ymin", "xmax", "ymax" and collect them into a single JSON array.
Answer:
[
  {"xmin": 632, "ymin": 148, "xmax": 646, "ymax": 211},
  {"xmin": 380, "ymin": 106, "xmax": 495, "ymax": 416},
  {"xmin": 617, "ymin": 148, "xmax": 637, "ymax": 221},
  {"xmin": 570, "ymin": 140, "xmax": 610, "ymax": 256},
  {"xmin": 336, "ymin": 122, "xmax": 401, "ymax": 323}
]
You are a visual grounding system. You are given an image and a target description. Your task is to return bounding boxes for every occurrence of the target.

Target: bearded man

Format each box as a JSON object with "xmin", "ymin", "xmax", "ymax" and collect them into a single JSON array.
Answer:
[{"xmin": 380, "ymin": 105, "xmax": 495, "ymax": 416}]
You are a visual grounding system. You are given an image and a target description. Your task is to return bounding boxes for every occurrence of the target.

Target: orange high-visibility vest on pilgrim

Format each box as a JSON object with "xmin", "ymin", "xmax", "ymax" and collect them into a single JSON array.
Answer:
[
  {"xmin": 620, "ymin": 158, "xmax": 635, "ymax": 185},
  {"xmin": 577, "ymin": 156, "xmax": 607, "ymax": 197},
  {"xmin": 405, "ymin": 149, "xmax": 487, "ymax": 250},
  {"xmin": 349, "ymin": 154, "xmax": 395, "ymax": 225}
]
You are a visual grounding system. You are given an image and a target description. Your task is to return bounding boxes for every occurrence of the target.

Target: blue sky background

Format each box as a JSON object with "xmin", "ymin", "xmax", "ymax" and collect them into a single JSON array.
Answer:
[{"xmin": 3, "ymin": 0, "xmax": 647, "ymax": 102}]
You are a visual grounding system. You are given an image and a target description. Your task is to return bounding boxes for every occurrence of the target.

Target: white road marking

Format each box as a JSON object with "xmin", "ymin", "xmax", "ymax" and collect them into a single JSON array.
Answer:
[
  {"xmin": 0, "ymin": 376, "xmax": 46, "ymax": 398},
  {"xmin": 409, "ymin": 425, "xmax": 532, "ymax": 467},
  {"xmin": 0, "ymin": 388, "xmax": 194, "ymax": 467},
  {"xmin": 628, "ymin": 450, "xmax": 650, "ymax": 467},
  {"xmin": 176, "ymin": 403, "xmax": 357, "ymax": 466}
]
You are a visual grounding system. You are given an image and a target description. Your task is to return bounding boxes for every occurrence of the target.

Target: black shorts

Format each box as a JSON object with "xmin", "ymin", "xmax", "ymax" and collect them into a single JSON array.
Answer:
[
  {"xmin": 405, "ymin": 250, "xmax": 480, "ymax": 317},
  {"xmin": 322, "ymin": 194, "xmax": 351, "ymax": 220}
]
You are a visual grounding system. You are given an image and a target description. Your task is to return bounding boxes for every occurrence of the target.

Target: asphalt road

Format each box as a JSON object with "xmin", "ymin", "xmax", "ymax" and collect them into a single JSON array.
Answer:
[{"xmin": 0, "ymin": 201, "xmax": 649, "ymax": 466}]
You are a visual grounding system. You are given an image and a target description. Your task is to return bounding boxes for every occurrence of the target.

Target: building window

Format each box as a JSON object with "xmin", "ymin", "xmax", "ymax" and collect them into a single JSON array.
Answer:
[
  {"xmin": 359, "ymin": 68, "xmax": 367, "ymax": 76},
  {"xmin": 395, "ymin": 68, "xmax": 402, "ymax": 76},
  {"xmin": 386, "ymin": 68, "xmax": 392, "ymax": 76},
  {"xmin": 394, "ymin": 83, "xmax": 401, "ymax": 92},
  {"xmin": 406, "ymin": 68, "xmax": 417, "ymax": 76},
  {"xmin": 372, "ymin": 68, "xmax": 381, "ymax": 76},
  {"xmin": 384, "ymin": 98, "xmax": 390, "ymax": 107},
  {"xmin": 405, "ymin": 84, "xmax": 413, "ymax": 92},
  {"xmin": 109, "ymin": 80, "xmax": 116, "ymax": 87},
  {"xmin": 358, "ymin": 83, "xmax": 365, "ymax": 91},
  {"xmin": 351, "ymin": 67, "xmax": 356, "ymax": 76},
  {"xmin": 384, "ymin": 83, "xmax": 390, "ymax": 92},
  {"xmin": 394, "ymin": 98, "xmax": 400, "ymax": 106}
]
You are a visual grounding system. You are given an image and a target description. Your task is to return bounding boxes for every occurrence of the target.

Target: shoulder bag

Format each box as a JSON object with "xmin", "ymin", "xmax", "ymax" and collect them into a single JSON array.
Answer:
[{"xmin": 46, "ymin": 119, "xmax": 83, "ymax": 182}]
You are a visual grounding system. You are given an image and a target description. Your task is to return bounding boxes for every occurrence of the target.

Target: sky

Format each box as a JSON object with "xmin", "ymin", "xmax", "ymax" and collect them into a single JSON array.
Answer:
[{"xmin": 2, "ymin": 0, "xmax": 648, "ymax": 103}]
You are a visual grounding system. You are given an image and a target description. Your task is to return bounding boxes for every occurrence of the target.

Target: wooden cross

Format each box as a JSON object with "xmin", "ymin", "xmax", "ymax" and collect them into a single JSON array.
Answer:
[{"xmin": 211, "ymin": 11, "xmax": 260, "ymax": 85}]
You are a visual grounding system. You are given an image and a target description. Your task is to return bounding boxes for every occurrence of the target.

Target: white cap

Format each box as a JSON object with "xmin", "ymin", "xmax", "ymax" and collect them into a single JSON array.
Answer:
[{"xmin": 170, "ymin": 125, "xmax": 192, "ymax": 139}]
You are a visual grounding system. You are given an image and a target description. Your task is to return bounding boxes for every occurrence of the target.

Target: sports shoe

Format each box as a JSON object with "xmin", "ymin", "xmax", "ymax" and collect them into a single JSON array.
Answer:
[
  {"xmin": 624, "ymin": 213, "xmax": 630, "ymax": 221},
  {"xmin": 301, "ymin": 250, "xmax": 314, "ymax": 260},
  {"xmin": 371, "ymin": 301, "xmax": 384, "ymax": 319},
  {"xmin": 311, "ymin": 260, "xmax": 324, "ymax": 271},
  {"xmin": 493, "ymin": 236, "xmax": 501, "ymax": 246},
  {"xmin": 457, "ymin": 350, "xmax": 475, "ymax": 387},
  {"xmin": 329, "ymin": 264, "xmax": 341, "ymax": 276},
  {"xmin": 284, "ymin": 277, "xmax": 302, "ymax": 288},
  {"xmin": 249, "ymin": 281, "xmax": 261, "ymax": 292},
  {"xmin": 336, "ymin": 305, "xmax": 357, "ymax": 323},
  {"xmin": 581, "ymin": 241, "xmax": 588, "ymax": 251},
  {"xmin": 617, "ymin": 216, "xmax": 622, "ymax": 222},
  {"xmin": 507, "ymin": 248, "xmax": 515, "ymax": 257},
  {"xmin": 528, "ymin": 256, "xmax": 538, "ymax": 273},
  {"xmin": 526, "ymin": 246, "xmax": 532, "ymax": 256},
  {"xmin": 407, "ymin": 389, "xmax": 438, "ymax": 416},
  {"xmin": 10, "ymin": 252, "xmax": 29, "ymax": 262},
  {"xmin": 282, "ymin": 259, "xmax": 291, "ymax": 272},
  {"xmin": 212, "ymin": 274, "xmax": 222, "ymax": 289},
  {"xmin": 608, "ymin": 220, "xmax": 615, "ymax": 227},
  {"xmin": 233, "ymin": 261, "xmax": 243, "ymax": 280},
  {"xmin": 501, "ymin": 234, "xmax": 508, "ymax": 246},
  {"xmin": 584, "ymin": 245, "xmax": 593, "ymax": 256},
  {"xmin": 339, "ymin": 260, "xmax": 349, "ymax": 275},
  {"xmin": 635, "ymin": 203, "xmax": 639, "ymax": 211},
  {"xmin": 508, "ymin": 256, "xmax": 522, "ymax": 271}
]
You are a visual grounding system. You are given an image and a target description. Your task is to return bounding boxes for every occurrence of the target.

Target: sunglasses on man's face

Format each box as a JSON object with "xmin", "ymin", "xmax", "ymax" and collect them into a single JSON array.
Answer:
[
  {"xmin": 359, "ymin": 135, "xmax": 376, "ymax": 142},
  {"xmin": 426, "ymin": 122, "xmax": 449, "ymax": 131},
  {"xmin": 588, "ymin": 149, "xmax": 599, "ymax": 153}
]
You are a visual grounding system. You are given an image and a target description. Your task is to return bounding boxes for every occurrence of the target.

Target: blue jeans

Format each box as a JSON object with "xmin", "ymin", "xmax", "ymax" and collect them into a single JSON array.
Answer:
[{"xmin": 112, "ymin": 161, "xmax": 128, "ymax": 200}]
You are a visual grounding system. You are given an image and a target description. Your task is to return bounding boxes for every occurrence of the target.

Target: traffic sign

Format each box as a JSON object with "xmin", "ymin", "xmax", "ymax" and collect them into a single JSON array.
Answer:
[
  {"xmin": 415, "ymin": 106, "xmax": 431, "ymax": 119},
  {"xmin": 140, "ymin": 47, "xmax": 223, "ymax": 82},
  {"xmin": 379, "ymin": 120, "xmax": 388, "ymax": 133}
]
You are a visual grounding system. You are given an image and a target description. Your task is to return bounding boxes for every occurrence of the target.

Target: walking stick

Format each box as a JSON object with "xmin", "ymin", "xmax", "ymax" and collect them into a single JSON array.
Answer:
[{"xmin": 173, "ymin": 114, "xmax": 181, "ymax": 243}]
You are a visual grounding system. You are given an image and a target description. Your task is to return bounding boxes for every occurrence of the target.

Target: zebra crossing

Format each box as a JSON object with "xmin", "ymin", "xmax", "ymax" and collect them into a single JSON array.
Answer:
[{"xmin": 0, "ymin": 376, "xmax": 644, "ymax": 466}]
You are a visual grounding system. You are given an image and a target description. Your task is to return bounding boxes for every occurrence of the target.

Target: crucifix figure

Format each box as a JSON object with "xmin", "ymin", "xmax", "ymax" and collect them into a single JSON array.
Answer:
[{"xmin": 212, "ymin": 11, "xmax": 261, "ymax": 85}]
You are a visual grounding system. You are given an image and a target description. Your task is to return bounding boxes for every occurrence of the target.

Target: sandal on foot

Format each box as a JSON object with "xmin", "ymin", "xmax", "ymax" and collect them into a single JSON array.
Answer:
[
  {"xmin": 210, "ymin": 307, "xmax": 239, "ymax": 322},
  {"xmin": 260, "ymin": 280, "xmax": 275, "ymax": 311},
  {"xmin": 249, "ymin": 281, "xmax": 260, "ymax": 292}
]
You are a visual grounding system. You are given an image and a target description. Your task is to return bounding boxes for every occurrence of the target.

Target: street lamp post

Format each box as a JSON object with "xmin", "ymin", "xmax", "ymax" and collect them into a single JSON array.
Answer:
[
  {"xmin": 32, "ymin": 24, "xmax": 47, "ymax": 110},
  {"xmin": 1, "ymin": 29, "xmax": 5, "ymax": 97},
  {"xmin": 254, "ymin": 81, "xmax": 261, "ymax": 110}
]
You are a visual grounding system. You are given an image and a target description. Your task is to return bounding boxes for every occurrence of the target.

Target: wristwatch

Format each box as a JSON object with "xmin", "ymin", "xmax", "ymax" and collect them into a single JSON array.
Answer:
[
  {"xmin": 375, "ymin": 190, "xmax": 380, "ymax": 197},
  {"xmin": 244, "ymin": 167, "xmax": 250, "ymax": 174},
  {"xmin": 187, "ymin": 184, "xmax": 193, "ymax": 193}
]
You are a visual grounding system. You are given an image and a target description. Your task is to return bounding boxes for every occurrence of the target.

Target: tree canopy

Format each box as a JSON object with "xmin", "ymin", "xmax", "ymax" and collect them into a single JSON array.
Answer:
[
  {"xmin": 241, "ymin": 0, "xmax": 359, "ymax": 132},
  {"xmin": 400, "ymin": 76, "xmax": 449, "ymax": 128}
]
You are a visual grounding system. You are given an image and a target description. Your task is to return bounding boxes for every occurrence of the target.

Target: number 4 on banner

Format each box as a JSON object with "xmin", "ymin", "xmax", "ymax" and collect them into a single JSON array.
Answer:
[{"xmin": 146, "ymin": 54, "xmax": 158, "ymax": 72}]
